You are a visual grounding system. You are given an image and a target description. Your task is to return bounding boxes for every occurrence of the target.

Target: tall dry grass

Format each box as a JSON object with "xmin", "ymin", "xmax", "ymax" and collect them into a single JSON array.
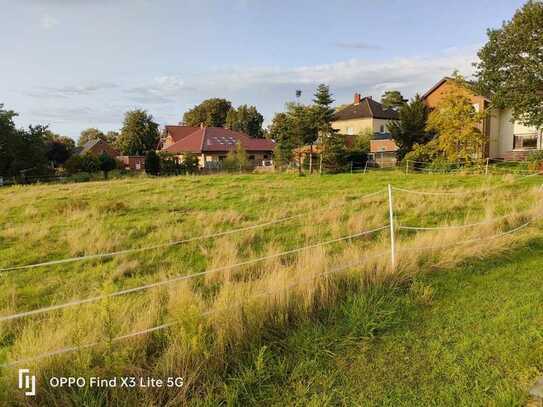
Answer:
[{"xmin": 1, "ymin": 176, "xmax": 542, "ymax": 405}]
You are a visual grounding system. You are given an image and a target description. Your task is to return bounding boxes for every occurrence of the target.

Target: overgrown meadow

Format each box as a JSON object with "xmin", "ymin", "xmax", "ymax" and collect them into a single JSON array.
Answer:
[{"xmin": 0, "ymin": 171, "xmax": 541, "ymax": 405}]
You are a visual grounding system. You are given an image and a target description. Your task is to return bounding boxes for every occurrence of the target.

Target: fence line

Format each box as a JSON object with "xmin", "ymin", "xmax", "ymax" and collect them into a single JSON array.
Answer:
[
  {"xmin": 0, "ymin": 250, "xmax": 390, "ymax": 368},
  {"xmin": 392, "ymin": 174, "xmax": 539, "ymax": 196},
  {"xmin": 0, "ymin": 188, "xmax": 387, "ymax": 273},
  {"xmin": 3, "ymin": 214, "xmax": 537, "ymax": 368},
  {"xmin": 398, "ymin": 219, "xmax": 535, "ymax": 254},
  {"xmin": 2, "ymin": 177, "xmax": 542, "ymax": 368},
  {"xmin": 0, "ymin": 225, "xmax": 389, "ymax": 322},
  {"xmin": 398, "ymin": 211, "xmax": 530, "ymax": 231}
]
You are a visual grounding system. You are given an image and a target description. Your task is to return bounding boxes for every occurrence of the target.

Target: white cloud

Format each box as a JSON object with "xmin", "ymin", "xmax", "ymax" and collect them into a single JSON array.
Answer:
[
  {"xmin": 124, "ymin": 76, "xmax": 193, "ymax": 104},
  {"xmin": 40, "ymin": 14, "xmax": 60, "ymax": 30},
  {"xmin": 18, "ymin": 47, "xmax": 480, "ymax": 138},
  {"xmin": 334, "ymin": 41, "xmax": 382, "ymax": 50},
  {"xmin": 27, "ymin": 82, "xmax": 118, "ymax": 98}
]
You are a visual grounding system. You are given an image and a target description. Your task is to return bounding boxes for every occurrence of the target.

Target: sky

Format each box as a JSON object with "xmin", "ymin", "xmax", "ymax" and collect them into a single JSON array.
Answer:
[{"xmin": 0, "ymin": 0, "xmax": 528, "ymax": 140}]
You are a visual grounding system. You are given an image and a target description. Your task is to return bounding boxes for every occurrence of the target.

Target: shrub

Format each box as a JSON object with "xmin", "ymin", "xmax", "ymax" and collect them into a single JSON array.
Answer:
[
  {"xmin": 403, "ymin": 141, "xmax": 440, "ymax": 166},
  {"xmin": 183, "ymin": 152, "xmax": 199, "ymax": 174},
  {"xmin": 145, "ymin": 150, "xmax": 160, "ymax": 176},
  {"xmin": 63, "ymin": 154, "xmax": 100, "ymax": 174},
  {"xmin": 98, "ymin": 153, "xmax": 117, "ymax": 179},
  {"xmin": 159, "ymin": 152, "xmax": 181, "ymax": 176},
  {"xmin": 527, "ymin": 150, "xmax": 543, "ymax": 171}
]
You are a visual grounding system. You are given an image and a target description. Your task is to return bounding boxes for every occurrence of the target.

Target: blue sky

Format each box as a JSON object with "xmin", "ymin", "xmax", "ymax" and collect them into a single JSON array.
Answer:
[{"xmin": 0, "ymin": 0, "xmax": 527, "ymax": 140}]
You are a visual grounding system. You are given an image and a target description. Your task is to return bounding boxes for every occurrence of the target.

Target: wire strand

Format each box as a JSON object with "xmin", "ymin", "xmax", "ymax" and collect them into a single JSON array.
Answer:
[
  {"xmin": 0, "ymin": 225, "xmax": 389, "ymax": 322},
  {"xmin": 0, "ymin": 188, "xmax": 387, "ymax": 272},
  {"xmin": 0, "ymin": 250, "xmax": 389, "ymax": 368}
]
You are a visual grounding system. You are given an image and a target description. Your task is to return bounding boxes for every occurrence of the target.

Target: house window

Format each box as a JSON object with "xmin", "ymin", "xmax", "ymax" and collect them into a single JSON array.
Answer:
[
  {"xmin": 513, "ymin": 134, "xmax": 538, "ymax": 150},
  {"xmin": 346, "ymin": 127, "xmax": 354, "ymax": 135},
  {"xmin": 379, "ymin": 125, "xmax": 385, "ymax": 133},
  {"xmin": 263, "ymin": 154, "xmax": 270, "ymax": 159},
  {"xmin": 218, "ymin": 155, "xmax": 226, "ymax": 161},
  {"xmin": 248, "ymin": 155, "xmax": 255, "ymax": 160}
]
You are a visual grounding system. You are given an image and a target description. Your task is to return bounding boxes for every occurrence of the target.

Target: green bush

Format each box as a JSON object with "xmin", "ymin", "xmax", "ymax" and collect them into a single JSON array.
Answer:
[{"xmin": 527, "ymin": 150, "xmax": 543, "ymax": 170}]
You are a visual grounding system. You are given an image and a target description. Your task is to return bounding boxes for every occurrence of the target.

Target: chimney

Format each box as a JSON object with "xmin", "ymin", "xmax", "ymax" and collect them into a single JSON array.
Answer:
[{"xmin": 354, "ymin": 93, "xmax": 361, "ymax": 105}]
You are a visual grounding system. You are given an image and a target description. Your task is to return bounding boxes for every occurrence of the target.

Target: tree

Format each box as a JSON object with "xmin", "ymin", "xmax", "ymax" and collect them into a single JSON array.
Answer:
[
  {"xmin": 475, "ymin": 0, "xmax": 543, "ymax": 129},
  {"xmin": 388, "ymin": 95, "xmax": 433, "ymax": 160},
  {"xmin": 268, "ymin": 112, "xmax": 294, "ymax": 168},
  {"xmin": 104, "ymin": 131, "xmax": 119, "ymax": 144},
  {"xmin": 117, "ymin": 110, "xmax": 160, "ymax": 155},
  {"xmin": 45, "ymin": 133, "xmax": 75, "ymax": 166},
  {"xmin": 287, "ymin": 103, "xmax": 318, "ymax": 174},
  {"xmin": 352, "ymin": 128, "xmax": 373, "ymax": 154},
  {"xmin": 78, "ymin": 128, "xmax": 105, "ymax": 146},
  {"xmin": 10, "ymin": 125, "xmax": 50, "ymax": 178},
  {"xmin": 64, "ymin": 154, "xmax": 100, "ymax": 174},
  {"xmin": 0, "ymin": 104, "xmax": 19, "ymax": 177},
  {"xmin": 321, "ymin": 131, "xmax": 347, "ymax": 173},
  {"xmin": 313, "ymin": 84, "xmax": 339, "ymax": 174},
  {"xmin": 225, "ymin": 105, "xmax": 264, "ymax": 138},
  {"xmin": 425, "ymin": 88, "xmax": 486, "ymax": 162},
  {"xmin": 98, "ymin": 153, "xmax": 117, "ymax": 179},
  {"xmin": 183, "ymin": 98, "xmax": 232, "ymax": 127},
  {"xmin": 381, "ymin": 90, "xmax": 408, "ymax": 110},
  {"xmin": 145, "ymin": 150, "xmax": 161, "ymax": 176},
  {"xmin": 313, "ymin": 84, "xmax": 336, "ymax": 133}
]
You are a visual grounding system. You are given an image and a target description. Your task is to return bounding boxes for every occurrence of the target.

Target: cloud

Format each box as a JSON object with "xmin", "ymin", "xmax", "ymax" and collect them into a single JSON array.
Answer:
[
  {"xmin": 27, "ymin": 82, "xmax": 118, "ymax": 98},
  {"xmin": 18, "ymin": 47, "xmax": 480, "ymax": 138},
  {"xmin": 334, "ymin": 41, "xmax": 382, "ymax": 50},
  {"xmin": 124, "ymin": 76, "xmax": 195, "ymax": 104},
  {"xmin": 40, "ymin": 14, "xmax": 60, "ymax": 30},
  {"xmin": 29, "ymin": 105, "xmax": 122, "ymax": 125},
  {"xmin": 177, "ymin": 47, "xmax": 477, "ymax": 97}
]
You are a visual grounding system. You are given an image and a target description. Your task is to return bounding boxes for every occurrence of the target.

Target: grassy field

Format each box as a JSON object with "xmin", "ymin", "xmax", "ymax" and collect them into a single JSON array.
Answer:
[{"xmin": 0, "ymin": 171, "xmax": 542, "ymax": 405}]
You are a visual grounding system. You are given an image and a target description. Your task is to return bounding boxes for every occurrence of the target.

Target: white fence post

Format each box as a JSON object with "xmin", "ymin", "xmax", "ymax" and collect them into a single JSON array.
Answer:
[
  {"xmin": 405, "ymin": 160, "xmax": 409, "ymax": 175},
  {"xmin": 387, "ymin": 184, "xmax": 396, "ymax": 270},
  {"xmin": 363, "ymin": 161, "xmax": 368, "ymax": 174},
  {"xmin": 485, "ymin": 158, "xmax": 490, "ymax": 176}
]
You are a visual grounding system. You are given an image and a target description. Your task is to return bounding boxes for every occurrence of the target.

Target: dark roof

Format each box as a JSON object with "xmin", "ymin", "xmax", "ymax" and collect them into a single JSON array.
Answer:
[
  {"xmin": 77, "ymin": 139, "xmax": 102, "ymax": 156},
  {"xmin": 163, "ymin": 127, "xmax": 275, "ymax": 154},
  {"xmin": 333, "ymin": 97, "xmax": 399, "ymax": 121}
]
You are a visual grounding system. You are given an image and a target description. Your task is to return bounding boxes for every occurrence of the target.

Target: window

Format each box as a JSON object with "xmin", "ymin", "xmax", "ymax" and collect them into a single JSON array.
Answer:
[
  {"xmin": 346, "ymin": 127, "xmax": 354, "ymax": 135},
  {"xmin": 379, "ymin": 125, "xmax": 385, "ymax": 133},
  {"xmin": 248, "ymin": 155, "xmax": 255, "ymax": 160},
  {"xmin": 513, "ymin": 134, "xmax": 539, "ymax": 150},
  {"xmin": 218, "ymin": 155, "xmax": 226, "ymax": 161},
  {"xmin": 263, "ymin": 154, "xmax": 270, "ymax": 159}
]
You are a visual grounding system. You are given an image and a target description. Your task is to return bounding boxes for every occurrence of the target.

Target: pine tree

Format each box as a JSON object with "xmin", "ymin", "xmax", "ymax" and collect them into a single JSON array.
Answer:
[
  {"xmin": 312, "ymin": 84, "xmax": 336, "ymax": 135},
  {"xmin": 388, "ymin": 95, "xmax": 433, "ymax": 160}
]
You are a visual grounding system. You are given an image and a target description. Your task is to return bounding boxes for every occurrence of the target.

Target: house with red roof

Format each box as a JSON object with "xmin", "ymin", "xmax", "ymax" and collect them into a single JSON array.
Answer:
[{"xmin": 162, "ymin": 125, "xmax": 275, "ymax": 168}]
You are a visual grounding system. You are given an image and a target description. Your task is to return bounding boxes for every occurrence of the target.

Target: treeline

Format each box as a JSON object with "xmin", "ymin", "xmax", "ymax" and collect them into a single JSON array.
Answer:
[
  {"xmin": 0, "ymin": 104, "xmax": 75, "ymax": 179},
  {"xmin": 0, "ymin": 106, "xmax": 161, "ymax": 180}
]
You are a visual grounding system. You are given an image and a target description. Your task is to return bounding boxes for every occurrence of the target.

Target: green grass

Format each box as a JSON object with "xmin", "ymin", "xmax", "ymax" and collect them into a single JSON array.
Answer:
[
  {"xmin": 1, "ymin": 171, "xmax": 542, "ymax": 405},
  {"xmin": 204, "ymin": 238, "xmax": 543, "ymax": 406}
]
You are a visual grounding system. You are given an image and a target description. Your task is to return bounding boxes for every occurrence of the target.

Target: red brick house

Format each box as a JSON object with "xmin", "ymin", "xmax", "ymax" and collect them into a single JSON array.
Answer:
[{"xmin": 162, "ymin": 126, "xmax": 275, "ymax": 168}]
